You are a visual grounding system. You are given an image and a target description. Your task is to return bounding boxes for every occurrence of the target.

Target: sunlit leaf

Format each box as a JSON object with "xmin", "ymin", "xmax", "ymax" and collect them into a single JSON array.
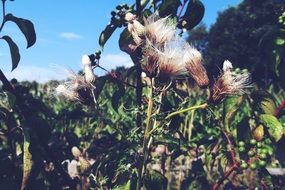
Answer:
[
  {"xmin": 223, "ymin": 95, "xmax": 244, "ymax": 126},
  {"xmin": 1, "ymin": 35, "xmax": 20, "ymax": 71},
  {"xmin": 259, "ymin": 114, "xmax": 283, "ymax": 142},
  {"xmin": 21, "ymin": 128, "xmax": 33, "ymax": 190},
  {"xmin": 252, "ymin": 90, "xmax": 277, "ymax": 115},
  {"xmin": 5, "ymin": 13, "xmax": 36, "ymax": 48},
  {"xmin": 99, "ymin": 24, "xmax": 117, "ymax": 49}
]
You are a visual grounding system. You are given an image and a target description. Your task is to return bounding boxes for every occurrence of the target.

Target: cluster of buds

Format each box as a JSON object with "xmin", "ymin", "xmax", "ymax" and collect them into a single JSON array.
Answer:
[
  {"xmin": 209, "ymin": 60, "xmax": 252, "ymax": 103},
  {"xmin": 124, "ymin": 13, "xmax": 209, "ymax": 86},
  {"xmin": 55, "ymin": 55, "xmax": 96, "ymax": 103}
]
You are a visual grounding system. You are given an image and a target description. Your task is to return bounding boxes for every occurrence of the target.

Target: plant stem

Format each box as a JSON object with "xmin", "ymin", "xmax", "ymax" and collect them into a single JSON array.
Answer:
[
  {"xmin": 137, "ymin": 78, "xmax": 154, "ymax": 190},
  {"xmin": 212, "ymin": 130, "xmax": 239, "ymax": 190},
  {"xmin": 0, "ymin": 0, "xmax": 6, "ymax": 32},
  {"xmin": 165, "ymin": 103, "xmax": 208, "ymax": 120},
  {"xmin": 212, "ymin": 163, "xmax": 238, "ymax": 190}
]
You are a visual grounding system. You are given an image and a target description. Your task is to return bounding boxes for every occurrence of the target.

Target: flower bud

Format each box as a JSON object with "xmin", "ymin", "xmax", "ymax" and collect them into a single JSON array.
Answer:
[
  {"xmin": 125, "ymin": 12, "xmax": 136, "ymax": 22},
  {"xmin": 82, "ymin": 54, "xmax": 95, "ymax": 83},
  {"xmin": 71, "ymin": 146, "xmax": 82, "ymax": 159}
]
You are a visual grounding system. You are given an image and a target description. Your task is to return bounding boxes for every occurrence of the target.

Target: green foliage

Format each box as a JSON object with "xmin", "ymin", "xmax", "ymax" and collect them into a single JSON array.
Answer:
[{"xmin": 1, "ymin": 0, "xmax": 285, "ymax": 190}]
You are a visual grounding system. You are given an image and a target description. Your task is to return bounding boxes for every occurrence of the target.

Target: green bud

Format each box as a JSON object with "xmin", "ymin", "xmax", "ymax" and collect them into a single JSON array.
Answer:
[
  {"xmin": 250, "ymin": 139, "xmax": 257, "ymax": 146},
  {"xmin": 249, "ymin": 163, "xmax": 257, "ymax": 170}
]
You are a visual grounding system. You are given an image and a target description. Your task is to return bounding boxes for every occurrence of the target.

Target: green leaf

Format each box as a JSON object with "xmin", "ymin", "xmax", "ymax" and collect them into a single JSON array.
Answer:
[
  {"xmin": 99, "ymin": 24, "xmax": 117, "ymax": 49},
  {"xmin": 1, "ymin": 35, "xmax": 20, "ymax": 71},
  {"xmin": 223, "ymin": 95, "xmax": 244, "ymax": 126},
  {"xmin": 180, "ymin": 0, "xmax": 205, "ymax": 30},
  {"xmin": 252, "ymin": 90, "xmax": 277, "ymax": 115},
  {"xmin": 259, "ymin": 114, "xmax": 283, "ymax": 142},
  {"xmin": 5, "ymin": 13, "xmax": 36, "ymax": 48},
  {"xmin": 159, "ymin": 0, "xmax": 181, "ymax": 17},
  {"xmin": 21, "ymin": 128, "xmax": 33, "ymax": 190},
  {"xmin": 275, "ymin": 37, "xmax": 285, "ymax": 46}
]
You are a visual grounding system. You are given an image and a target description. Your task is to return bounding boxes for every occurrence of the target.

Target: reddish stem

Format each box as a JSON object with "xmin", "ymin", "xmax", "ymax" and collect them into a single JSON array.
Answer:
[
  {"xmin": 274, "ymin": 99, "xmax": 285, "ymax": 117},
  {"xmin": 212, "ymin": 131, "xmax": 239, "ymax": 190},
  {"xmin": 212, "ymin": 163, "xmax": 238, "ymax": 190}
]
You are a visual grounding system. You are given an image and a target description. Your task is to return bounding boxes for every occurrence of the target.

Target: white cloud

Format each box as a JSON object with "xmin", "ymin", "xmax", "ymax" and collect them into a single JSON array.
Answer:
[
  {"xmin": 2, "ymin": 53, "xmax": 134, "ymax": 83},
  {"xmin": 99, "ymin": 53, "xmax": 133, "ymax": 71},
  {"xmin": 59, "ymin": 32, "xmax": 82, "ymax": 40},
  {"xmin": 3, "ymin": 65, "xmax": 67, "ymax": 83}
]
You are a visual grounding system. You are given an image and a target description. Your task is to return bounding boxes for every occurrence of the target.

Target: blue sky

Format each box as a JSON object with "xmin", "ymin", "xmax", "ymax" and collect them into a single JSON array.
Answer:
[{"xmin": 1, "ymin": 0, "xmax": 240, "ymax": 82}]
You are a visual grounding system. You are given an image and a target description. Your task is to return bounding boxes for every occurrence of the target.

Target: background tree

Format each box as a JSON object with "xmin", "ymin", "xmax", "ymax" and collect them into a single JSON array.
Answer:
[{"xmin": 203, "ymin": 0, "xmax": 284, "ymax": 86}]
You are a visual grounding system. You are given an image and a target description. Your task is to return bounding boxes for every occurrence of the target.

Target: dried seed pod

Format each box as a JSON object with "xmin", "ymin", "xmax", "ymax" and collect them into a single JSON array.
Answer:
[{"xmin": 183, "ymin": 45, "xmax": 209, "ymax": 87}]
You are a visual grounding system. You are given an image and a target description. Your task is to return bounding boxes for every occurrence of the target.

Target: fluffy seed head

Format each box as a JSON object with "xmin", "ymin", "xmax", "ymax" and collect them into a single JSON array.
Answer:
[
  {"xmin": 55, "ymin": 69, "xmax": 93, "ymax": 103},
  {"xmin": 183, "ymin": 45, "xmax": 209, "ymax": 87},
  {"xmin": 125, "ymin": 12, "xmax": 136, "ymax": 22},
  {"xmin": 210, "ymin": 60, "xmax": 252, "ymax": 103},
  {"xmin": 144, "ymin": 14, "xmax": 176, "ymax": 45}
]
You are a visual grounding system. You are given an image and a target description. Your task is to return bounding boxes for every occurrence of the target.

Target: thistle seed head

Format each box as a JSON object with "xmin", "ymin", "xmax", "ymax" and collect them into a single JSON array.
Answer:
[
  {"xmin": 183, "ymin": 45, "xmax": 209, "ymax": 87},
  {"xmin": 144, "ymin": 14, "xmax": 176, "ymax": 45},
  {"xmin": 210, "ymin": 60, "xmax": 252, "ymax": 103}
]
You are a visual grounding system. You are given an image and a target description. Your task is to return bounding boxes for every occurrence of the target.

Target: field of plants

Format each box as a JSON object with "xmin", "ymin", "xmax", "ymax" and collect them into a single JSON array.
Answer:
[{"xmin": 1, "ymin": 0, "xmax": 285, "ymax": 189}]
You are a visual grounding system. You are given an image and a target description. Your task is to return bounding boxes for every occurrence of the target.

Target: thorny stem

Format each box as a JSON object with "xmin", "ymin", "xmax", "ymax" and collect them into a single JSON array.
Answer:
[
  {"xmin": 274, "ymin": 98, "xmax": 285, "ymax": 117},
  {"xmin": 137, "ymin": 78, "xmax": 154, "ymax": 190},
  {"xmin": 165, "ymin": 103, "xmax": 208, "ymax": 120}
]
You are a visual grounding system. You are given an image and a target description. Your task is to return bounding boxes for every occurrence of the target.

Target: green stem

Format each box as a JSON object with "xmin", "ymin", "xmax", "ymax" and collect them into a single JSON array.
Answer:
[
  {"xmin": 165, "ymin": 103, "xmax": 208, "ymax": 120},
  {"xmin": 137, "ymin": 79, "xmax": 154, "ymax": 190}
]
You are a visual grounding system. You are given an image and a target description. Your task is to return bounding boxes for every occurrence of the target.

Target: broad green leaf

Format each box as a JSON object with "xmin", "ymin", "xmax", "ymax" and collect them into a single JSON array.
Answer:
[
  {"xmin": 99, "ymin": 24, "xmax": 117, "ymax": 49},
  {"xmin": 252, "ymin": 90, "xmax": 277, "ymax": 115},
  {"xmin": 5, "ymin": 13, "xmax": 36, "ymax": 48},
  {"xmin": 180, "ymin": 0, "xmax": 205, "ymax": 30},
  {"xmin": 1, "ymin": 35, "xmax": 20, "ymax": 71},
  {"xmin": 159, "ymin": 0, "xmax": 181, "ymax": 17},
  {"xmin": 259, "ymin": 114, "xmax": 283, "ymax": 142},
  {"xmin": 223, "ymin": 95, "xmax": 244, "ymax": 126},
  {"xmin": 21, "ymin": 129, "xmax": 33, "ymax": 190}
]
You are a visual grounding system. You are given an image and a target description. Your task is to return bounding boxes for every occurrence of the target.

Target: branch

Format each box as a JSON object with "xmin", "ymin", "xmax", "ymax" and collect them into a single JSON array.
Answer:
[{"xmin": 212, "ymin": 130, "xmax": 239, "ymax": 190}]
